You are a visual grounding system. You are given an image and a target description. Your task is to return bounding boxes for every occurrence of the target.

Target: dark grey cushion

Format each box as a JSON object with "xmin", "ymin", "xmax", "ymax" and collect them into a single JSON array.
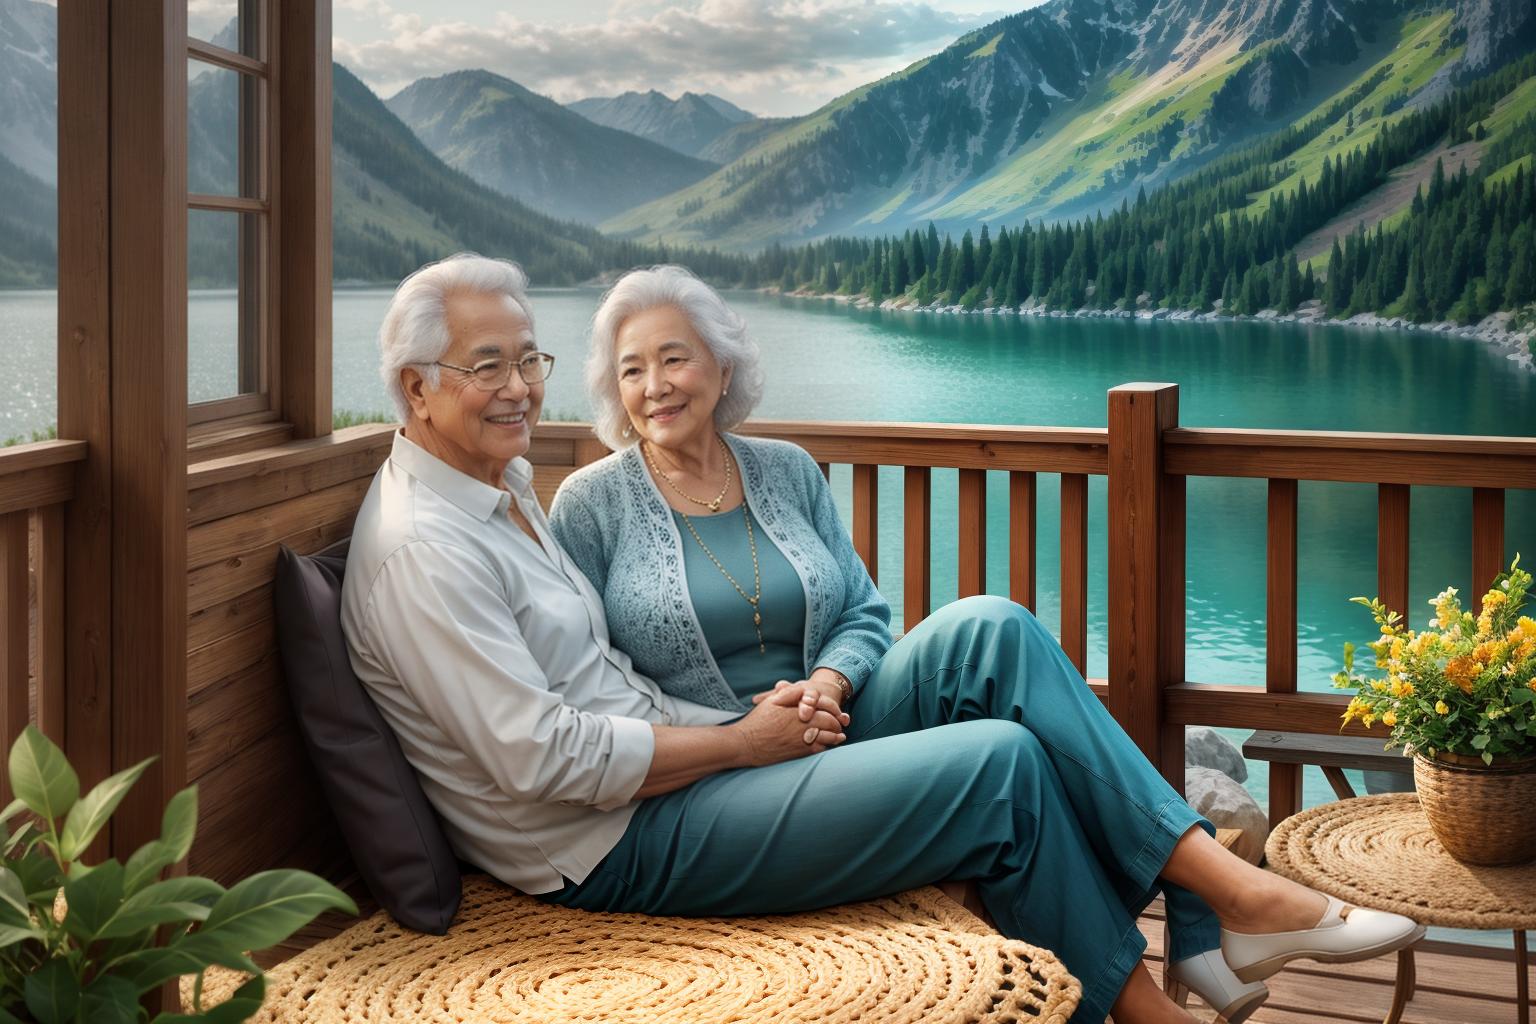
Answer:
[{"xmin": 274, "ymin": 539, "xmax": 461, "ymax": 934}]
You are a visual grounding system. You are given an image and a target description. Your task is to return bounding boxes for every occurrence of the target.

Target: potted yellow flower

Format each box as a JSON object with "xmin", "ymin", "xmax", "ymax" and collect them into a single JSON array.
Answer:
[{"xmin": 1334, "ymin": 556, "xmax": 1536, "ymax": 865}]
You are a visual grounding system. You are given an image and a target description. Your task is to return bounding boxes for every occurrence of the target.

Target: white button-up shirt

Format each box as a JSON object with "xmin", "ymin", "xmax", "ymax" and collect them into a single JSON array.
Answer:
[{"xmin": 342, "ymin": 432, "xmax": 737, "ymax": 894}]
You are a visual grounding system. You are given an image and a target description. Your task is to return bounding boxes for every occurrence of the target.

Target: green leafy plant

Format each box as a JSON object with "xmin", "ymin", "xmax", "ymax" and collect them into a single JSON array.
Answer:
[{"xmin": 0, "ymin": 725, "xmax": 356, "ymax": 1022}]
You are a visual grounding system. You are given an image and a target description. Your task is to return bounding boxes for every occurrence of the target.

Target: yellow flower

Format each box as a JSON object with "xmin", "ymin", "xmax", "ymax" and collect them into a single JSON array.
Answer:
[
  {"xmin": 1446, "ymin": 656, "xmax": 1478, "ymax": 693},
  {"xmin": 1435, "ymin": 700, "xmax": 1450, "ymax": 715},
  {"xmin": 1381, "ymin": 710, "xmax": 1397, "ymax": 727},
  {"xmin": 1372, "ymin": 680, "xmax": 1388, "ymax": 693}
]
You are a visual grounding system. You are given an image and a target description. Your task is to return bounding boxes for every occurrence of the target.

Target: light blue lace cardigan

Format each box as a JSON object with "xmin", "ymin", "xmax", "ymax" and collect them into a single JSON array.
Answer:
[{"xmin": 549, "ymin": 433, "xmax": 892, "ymax": 712}]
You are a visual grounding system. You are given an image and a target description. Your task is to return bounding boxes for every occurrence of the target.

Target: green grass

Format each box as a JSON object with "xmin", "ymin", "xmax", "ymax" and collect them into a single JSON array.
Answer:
[
  {"xmin": 935, "ymin": 38, "xmax": 1262, "ymax": 221},
  {"xmin": 1, "ymin": 424, "xmax": 58, "ymax": 447},
  {"xmin": 968, "ymin": 33, "xmax": 1003, "ymax": 59},
  {"xmin": 1241, "ymin": 10, "xmax": 1459, "ymax": 219},
  {"xmin": 1485, "ymin": 156, "xmax": 1534, "ymax": 189}
]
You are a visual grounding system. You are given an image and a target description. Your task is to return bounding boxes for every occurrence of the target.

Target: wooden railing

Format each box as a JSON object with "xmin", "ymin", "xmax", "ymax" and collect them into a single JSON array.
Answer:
[
  {"xmin": 543, "ymin": 386, "xmax": 1536, "ymax": 823},
  {"xmin": 0, "ymin": 439, "xmax": 87, "ymax": 803},
  {"xmin": 3, "ymin": 392, "xmax": 1534, "ymax": 874}
]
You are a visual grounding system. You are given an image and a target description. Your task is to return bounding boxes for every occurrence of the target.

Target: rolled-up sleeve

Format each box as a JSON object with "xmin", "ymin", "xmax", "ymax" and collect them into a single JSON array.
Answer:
[{"xmin": 359, "ymin": 541, "xmax": 654, "ymax": 811}]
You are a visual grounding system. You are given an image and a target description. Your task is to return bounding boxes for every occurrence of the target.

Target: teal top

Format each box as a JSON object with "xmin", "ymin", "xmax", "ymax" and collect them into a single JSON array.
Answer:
[{"xmin": 673, "ymin": 505, "xmax": 806, "ymax": 702}]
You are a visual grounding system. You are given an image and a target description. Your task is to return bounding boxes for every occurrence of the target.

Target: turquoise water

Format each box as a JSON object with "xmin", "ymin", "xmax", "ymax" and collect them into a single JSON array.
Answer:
[{"xmin": 7, "ymin": 288, "xmax": 1536, "ymax": 828}]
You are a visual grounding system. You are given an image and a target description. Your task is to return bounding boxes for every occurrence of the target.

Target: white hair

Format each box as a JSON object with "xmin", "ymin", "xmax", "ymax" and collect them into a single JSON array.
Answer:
[
  {"xmin": 377, "ymin": 252, "xmax": 534, "ymax": 421},
  {"xmin": 585, "ymin": 265, "xmax": 764, "ymax": 449}
]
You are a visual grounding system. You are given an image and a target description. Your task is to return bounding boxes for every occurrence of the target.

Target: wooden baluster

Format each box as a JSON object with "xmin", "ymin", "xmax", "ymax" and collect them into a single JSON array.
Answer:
[
  {"xmin": 1160, "ymin": 462, "xmax": 1187, "ymax": 788},
  {"xmin": 817, "ymin": 462, "xmax": 830, "ymax": 482},
  {"xmin": 958, "ymin": 469, "xmax": 986, "ymax": 598},
  {"xmin": 0, "ymin": 511, "xmax": 29, "ymax": 803},
  {"xmin": 1060, "ymin": 473, "xmax": 1089, "ymax": 676},
  {"xmin": 852, "ymin": 463, "xmax": 878, "ymax": 584},
  {"xmin": 904, "ymin": 467, "xmax": 931, "ymax": 632},
  {"xmin": 1009, "ymin": 471, "xmax": 1037, "ymax": 612},
  {"xmin": 1267, "ymin": 478, "xmax": 1302, "ymax": 825},
  {"xmin": 36, "ymin": 505, "xmax": 66, "ymax": 743},
  {"xmin": 1472, "ymin": 488, "xmax": 1505, "ymax": 608},
  {"xmin": 1378, "ymin": 484, "xmax": 1410, "ymax": 621}
]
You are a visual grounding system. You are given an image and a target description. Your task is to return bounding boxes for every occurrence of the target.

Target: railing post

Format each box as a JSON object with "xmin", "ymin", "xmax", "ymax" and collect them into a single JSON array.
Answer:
[{"xmin": 1108, "ymin": 384, "xmax": 1182, "ymax": 785}]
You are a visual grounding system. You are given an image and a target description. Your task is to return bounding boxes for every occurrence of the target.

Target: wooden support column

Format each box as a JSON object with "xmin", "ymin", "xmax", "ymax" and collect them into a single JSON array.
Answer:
[
  {"xmin": 278, "ymin": 0, "xmax": 333, "ymax": 438},
  {"xmin": 57, "ymin": 0, "xmax": 115, "ymax": 842},
  {"xmin": 1108, "ymin": 384, "xmax": 1180, "ymax": 777},
  {"xmin": 1267, "ymin": 478, "xmax": 1302, "ymax": 826},
  {"xmin": 109, "ymin": 0, "xmax": 189, "ymax": 868}
]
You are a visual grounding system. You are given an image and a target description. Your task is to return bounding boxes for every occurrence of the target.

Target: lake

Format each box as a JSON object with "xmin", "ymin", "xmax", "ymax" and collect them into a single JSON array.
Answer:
[{"xmin": 6, "ymin": 286, "xmax": 1536, "ymax": 834}]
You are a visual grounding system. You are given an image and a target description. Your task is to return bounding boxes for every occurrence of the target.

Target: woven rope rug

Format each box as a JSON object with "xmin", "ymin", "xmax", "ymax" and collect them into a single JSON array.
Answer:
[
  {"xmin": 186, "ymin": 875, "xmax": 1081, "ymax": 1023},
  {"xmin": 1266, "ymin": 793, "xmax": 1536, "ymax": 931}
]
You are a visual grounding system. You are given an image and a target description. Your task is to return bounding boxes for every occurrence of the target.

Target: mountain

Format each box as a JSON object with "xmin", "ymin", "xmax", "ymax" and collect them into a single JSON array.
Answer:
[
  {"xmin": 698, "ymin": 115, "xmax": 798, "ymax": 164},
  {"xmin": 0, "ymin": 0, "xmax": 728, "ymax": 289},
  {"xmin": 386, "ymin": 70, "xmax": 717, "ymax": 224},
  {"xmin": 602, "ymin": 0, "xmax": 1535, "ymax": 249},
  {"xmin": 331, "ymin": 64, "xmax": 623, "ymax": 284},
  {"xmin": 0, "ymin": 0, "xmax": 56, "ymax": 187},
  {"xmin": 567, "ymin": 89, "xmax": 755, "ymax": 158}
]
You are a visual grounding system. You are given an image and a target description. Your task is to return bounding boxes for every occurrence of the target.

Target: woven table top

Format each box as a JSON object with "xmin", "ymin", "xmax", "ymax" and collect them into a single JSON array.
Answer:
[
  {"xmin": 1266, "ymin": 793, "xmax": 1536, "ymax": 931},
  {"xmin": 186, "ymin": 875, "xmax": 1081, "ymax": 1023}
]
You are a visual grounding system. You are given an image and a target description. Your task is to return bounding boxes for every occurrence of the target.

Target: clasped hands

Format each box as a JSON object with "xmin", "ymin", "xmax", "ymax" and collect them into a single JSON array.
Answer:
[{"xmin": 734, "ymin": 678, "xmax": 852, "ymax": 766}]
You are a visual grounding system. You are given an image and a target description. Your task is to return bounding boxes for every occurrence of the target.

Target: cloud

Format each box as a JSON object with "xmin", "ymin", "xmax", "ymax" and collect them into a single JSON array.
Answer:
[{"xmin": 334, "ymin": 0, "xmax": 1001, "ymax": 116}]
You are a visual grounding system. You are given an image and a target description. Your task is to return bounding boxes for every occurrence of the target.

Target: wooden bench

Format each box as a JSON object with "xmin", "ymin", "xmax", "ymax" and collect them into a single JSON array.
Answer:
[{"xmin": 1243, "ymin": 730, "xmax": 1411, "ymax": 801}]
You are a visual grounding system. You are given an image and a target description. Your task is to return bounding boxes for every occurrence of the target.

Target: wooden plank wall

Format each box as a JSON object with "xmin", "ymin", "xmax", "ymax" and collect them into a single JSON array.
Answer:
[
  {"xmin": 184, "ymin": 425, "xmax": 393, "ymax": 884},
  {"xmin": 181, "ymin": 423, "xmax": 602, "ymax": 884}
]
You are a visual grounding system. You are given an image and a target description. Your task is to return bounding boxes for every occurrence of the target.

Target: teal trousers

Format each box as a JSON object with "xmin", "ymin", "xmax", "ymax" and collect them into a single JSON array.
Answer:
[{"xmin": 549, "ymin": 596, "xmax": 1221, "ymax": 1023}]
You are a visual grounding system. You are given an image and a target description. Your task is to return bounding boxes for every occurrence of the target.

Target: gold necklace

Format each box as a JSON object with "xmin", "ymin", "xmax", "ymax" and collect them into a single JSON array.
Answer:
[
  {"xmin": 644, "ymin": 437, "xmax": 733, "ymax": 512},
  {"xmin": 678, "ymin": 503, "xmax": 765, "ymax": 654}
]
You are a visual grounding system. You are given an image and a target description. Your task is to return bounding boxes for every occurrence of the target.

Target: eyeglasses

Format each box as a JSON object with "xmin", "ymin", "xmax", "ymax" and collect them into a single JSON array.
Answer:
[{"xmin": 434, "ymin": 352, "xmax": 556, "ymax": 390}]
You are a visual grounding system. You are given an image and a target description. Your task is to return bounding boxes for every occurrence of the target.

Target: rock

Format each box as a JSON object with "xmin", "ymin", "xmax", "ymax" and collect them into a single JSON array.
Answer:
[
  {"xmin": 1184, "ymin": 767, "xmax": 1269, "ymax": 864},
  {"xmin": 1185, "ymin": 727, "xmax": 1248, "ymax": 782}
]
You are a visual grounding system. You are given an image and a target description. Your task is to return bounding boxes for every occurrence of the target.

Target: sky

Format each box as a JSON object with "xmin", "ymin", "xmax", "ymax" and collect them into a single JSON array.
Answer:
[{"xmin": 309, "ymin": 0, "xmax": 1032, "ymax": 117}]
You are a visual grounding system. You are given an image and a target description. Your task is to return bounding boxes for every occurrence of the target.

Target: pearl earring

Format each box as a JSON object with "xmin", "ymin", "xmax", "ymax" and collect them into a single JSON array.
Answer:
[{"xmin": 622, "ymin": 423, "xmax": 633, "ymax": 439}]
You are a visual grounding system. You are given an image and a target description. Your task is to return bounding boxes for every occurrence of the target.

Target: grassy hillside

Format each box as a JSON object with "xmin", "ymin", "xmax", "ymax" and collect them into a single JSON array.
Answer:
[{"xmin": 753, "ymin": 49, "xmax": 1536, "ymax": 329}]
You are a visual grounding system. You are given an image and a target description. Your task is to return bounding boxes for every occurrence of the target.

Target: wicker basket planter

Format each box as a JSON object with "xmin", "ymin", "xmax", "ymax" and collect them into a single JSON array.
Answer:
[{"xmin": 1414, "ymin": 751, "xmax": 1536, "ymax": 866}]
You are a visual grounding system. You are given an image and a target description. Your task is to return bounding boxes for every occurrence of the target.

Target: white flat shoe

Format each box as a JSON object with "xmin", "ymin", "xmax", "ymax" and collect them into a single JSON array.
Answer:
[
  {"xmin": 1166, "ymin": 949, "xmax": 1269, "ymax": 1023},
  {"xmin": 1222, "ymin": 894, "xmax": 1426, "ymax": 983}
]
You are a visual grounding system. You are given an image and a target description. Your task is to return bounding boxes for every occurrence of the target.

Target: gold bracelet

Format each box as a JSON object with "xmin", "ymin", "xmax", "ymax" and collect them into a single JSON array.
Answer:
[{"xmin": 816, "ymin": 670, "xmax": 853, "ymax": 706}]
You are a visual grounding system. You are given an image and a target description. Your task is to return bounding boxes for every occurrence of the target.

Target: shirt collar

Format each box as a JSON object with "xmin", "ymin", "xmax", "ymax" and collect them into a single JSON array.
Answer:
[{"xmin": 389, "ymin": 430, "xmax": 532, "ymax": 522}]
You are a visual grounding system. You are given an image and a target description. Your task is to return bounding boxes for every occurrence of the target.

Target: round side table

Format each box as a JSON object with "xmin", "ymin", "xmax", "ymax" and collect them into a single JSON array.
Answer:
[{"xmin": 1266, "ymin": 793, "xmax": 1536, "ymax": 1024}]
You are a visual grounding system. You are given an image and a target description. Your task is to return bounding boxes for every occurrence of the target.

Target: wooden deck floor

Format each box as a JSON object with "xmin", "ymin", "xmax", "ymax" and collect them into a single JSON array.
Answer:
[
  {"xmin": 1140, "ymin": 900, "xmax": 1532, "ymax": 1023},
  {"xmin": 265, "ymin": 876, "xmax": 1530, "ymax": 1022}
]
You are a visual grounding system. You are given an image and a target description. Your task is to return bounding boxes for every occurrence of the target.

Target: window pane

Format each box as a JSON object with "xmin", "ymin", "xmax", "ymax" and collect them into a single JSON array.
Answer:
[
  {"xmin": 0, "ymin": 0, "xmax": 57, "ymax": 443},
  {"xmin": 188, "ymin": 0, "xmax": 261, "ymax": 59},
  {"xmin": 189, "ymin": 209, "xmax": 263, "ymax": 403},
  {"xmin": 188, "ymin": 59, "xmax": 262, "ymax": 198}
]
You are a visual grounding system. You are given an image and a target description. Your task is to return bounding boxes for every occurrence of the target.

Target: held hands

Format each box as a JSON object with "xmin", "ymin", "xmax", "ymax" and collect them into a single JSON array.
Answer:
[{"xmin": 736, "ymin": 681, "xmax": 851, "ymax": 766}]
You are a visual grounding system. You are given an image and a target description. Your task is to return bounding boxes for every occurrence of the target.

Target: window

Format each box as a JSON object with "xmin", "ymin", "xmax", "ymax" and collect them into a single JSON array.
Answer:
[{"xmin": 187, "ymin": 1, "xmax": 274, "ymax": 422}]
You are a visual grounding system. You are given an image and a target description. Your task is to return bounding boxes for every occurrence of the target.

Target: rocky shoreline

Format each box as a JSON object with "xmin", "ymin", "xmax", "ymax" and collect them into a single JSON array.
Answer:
[{"xmin": 781, "ymin": 291, "xmax": 1536, "ymax": 374}]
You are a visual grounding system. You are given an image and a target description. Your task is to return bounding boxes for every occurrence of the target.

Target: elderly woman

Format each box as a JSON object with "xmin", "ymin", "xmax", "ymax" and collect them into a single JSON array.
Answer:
[{"xmin": 547, "ymin": 266, "xmax": 1422, "ymax": 1024}]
